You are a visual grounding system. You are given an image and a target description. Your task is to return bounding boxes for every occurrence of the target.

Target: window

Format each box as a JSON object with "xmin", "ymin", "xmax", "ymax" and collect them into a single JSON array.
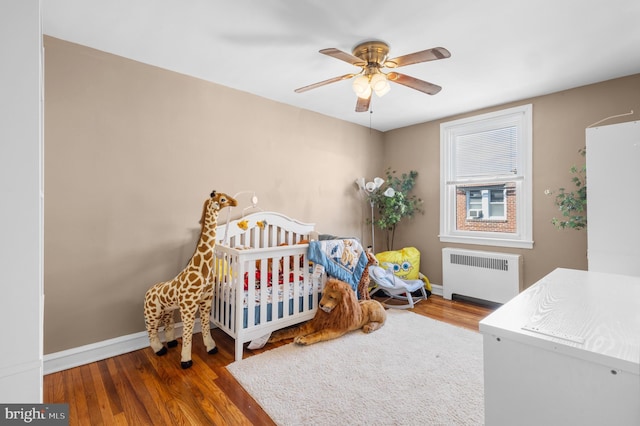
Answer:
[{"xmin": 440, "ymin": 104, "xmax": 533, "ymax": 248}]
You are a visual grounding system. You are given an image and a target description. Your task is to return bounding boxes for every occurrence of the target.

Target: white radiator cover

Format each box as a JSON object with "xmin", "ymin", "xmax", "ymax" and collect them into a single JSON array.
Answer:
[{"xmin": 442, "ymin": 248, "xmax": 523, "ymax": 304}]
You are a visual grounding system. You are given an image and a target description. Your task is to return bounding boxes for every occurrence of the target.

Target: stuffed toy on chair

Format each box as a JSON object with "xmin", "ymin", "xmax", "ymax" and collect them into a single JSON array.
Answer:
[{"xmin": 375, "ymin": 247, "xmax": 431, "ymax": 293}]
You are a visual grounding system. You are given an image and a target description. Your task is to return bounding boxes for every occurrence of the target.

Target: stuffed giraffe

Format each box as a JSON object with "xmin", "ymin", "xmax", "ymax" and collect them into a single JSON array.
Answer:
[
  {"xmin": 143, "ymin": 190, "xmax": 237, "ymax": 369},
  {"xmin": 358, "ymin": 246, "xmax": 378, "ymax": 300}
]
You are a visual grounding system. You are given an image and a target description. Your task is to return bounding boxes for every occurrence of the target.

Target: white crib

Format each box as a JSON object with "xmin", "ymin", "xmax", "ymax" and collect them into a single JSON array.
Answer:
[{"xmin": 212, "ymin": 211, "xmax": 321, "ymax": 361}]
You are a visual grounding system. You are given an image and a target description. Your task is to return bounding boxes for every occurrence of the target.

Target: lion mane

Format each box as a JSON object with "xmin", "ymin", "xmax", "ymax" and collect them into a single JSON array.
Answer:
[{"xmin": 310, "ymin": 278, "xmax": 363, "ymax": 330}]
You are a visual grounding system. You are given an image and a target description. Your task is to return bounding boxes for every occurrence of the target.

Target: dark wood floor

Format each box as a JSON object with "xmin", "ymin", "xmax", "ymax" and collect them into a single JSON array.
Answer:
[{"xmin": 43, "ymin": 295, "xmax": 495, "ymax": 425}]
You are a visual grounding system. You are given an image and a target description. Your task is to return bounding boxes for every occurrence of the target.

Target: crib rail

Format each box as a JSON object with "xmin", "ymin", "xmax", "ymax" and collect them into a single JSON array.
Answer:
[{"xmin": 216, "ymin": 211, "xmax": 315, "ymax": 248}]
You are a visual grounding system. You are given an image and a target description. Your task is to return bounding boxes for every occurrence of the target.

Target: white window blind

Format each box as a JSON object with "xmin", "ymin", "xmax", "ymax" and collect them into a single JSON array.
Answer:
[{"xmin": 454, "ymin": 126, "xmax": 518, "ymax": 178}]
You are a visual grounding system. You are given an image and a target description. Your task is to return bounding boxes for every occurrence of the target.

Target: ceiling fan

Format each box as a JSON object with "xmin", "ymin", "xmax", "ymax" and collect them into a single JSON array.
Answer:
[{"xmin": 295, "ymin": 40, "xmax": 451, "ymax": 112}]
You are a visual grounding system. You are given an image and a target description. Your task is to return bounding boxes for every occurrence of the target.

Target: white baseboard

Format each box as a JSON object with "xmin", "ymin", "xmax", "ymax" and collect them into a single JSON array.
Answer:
[
  {"xmin": 44, "ymin": 319, "xmax": 205, "ymax": 375},
  {"xmin": 430, "ymin": 283, "xmax": 443, "ymax": 296}
]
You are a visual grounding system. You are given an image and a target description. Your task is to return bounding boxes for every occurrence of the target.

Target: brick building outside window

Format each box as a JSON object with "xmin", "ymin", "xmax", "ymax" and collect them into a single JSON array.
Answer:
[{"xmin": 455, "ymin": 182, "xmax": 517, "ymax": 233}]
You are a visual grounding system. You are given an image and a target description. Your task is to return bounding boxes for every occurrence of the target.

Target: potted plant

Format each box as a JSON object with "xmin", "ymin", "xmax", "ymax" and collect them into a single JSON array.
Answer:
[
  {"xmin": 545, "ymin": 147, "xmax": 587, "ymax": 230},
  {"xmin": 367, "ymin": 168, "xmax": 424, "ymax": 250}
]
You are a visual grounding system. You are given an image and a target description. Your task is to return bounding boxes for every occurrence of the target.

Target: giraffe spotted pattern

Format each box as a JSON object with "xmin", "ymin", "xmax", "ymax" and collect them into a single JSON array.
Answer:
[{"xmin": 143, "ymin": 190, "xmax": 237, "ymax": 369}]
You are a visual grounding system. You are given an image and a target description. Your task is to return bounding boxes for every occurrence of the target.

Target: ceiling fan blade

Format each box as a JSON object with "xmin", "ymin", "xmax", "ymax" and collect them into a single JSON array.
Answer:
[
  {"xmin": 355, "ymin": 93, "xmax": 371, "ymax": 112},
  {"xmin": 387, "ymin": 72, "xmax": 442, "ymax": 95},
  {"xmin": 294, "ymin": 73, "xmax": 355, "ymax": 93},
  {"xmin": 385, "ymin": 47, "xmax": 451, "ymax": 68},
  {"xmin": 320, "ymin": 48, "xmax": 366, "ymax": 67}
]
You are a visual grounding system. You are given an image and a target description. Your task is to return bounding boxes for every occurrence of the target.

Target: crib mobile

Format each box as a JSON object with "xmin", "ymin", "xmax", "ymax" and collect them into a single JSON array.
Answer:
[{"xmin": 221, "ymin": 190, "xmax": 264, "ymax": 242}]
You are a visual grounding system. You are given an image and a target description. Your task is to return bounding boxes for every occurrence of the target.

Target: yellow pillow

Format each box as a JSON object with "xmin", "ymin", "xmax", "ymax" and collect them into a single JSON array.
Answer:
[{"xmin": 375, "ymin": 247, "xmax": 421, "ymax": 281}]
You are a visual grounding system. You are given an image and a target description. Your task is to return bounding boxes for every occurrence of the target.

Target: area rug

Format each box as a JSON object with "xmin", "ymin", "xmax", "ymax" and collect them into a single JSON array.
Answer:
[{"xmin": 226, "ymin": 310, "xmax": 484, "ymax": 425}]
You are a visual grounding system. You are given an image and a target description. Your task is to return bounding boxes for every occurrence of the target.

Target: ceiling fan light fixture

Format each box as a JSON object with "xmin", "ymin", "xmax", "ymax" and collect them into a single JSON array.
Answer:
[
  {"xmin": 352, "ymin": 75, "xmax": 371, "ymax": 97},
  {"xmin": 373, "ymin": 83, "xmax": 390, "ymax": 97},
  {"xmin": 370, "ymin": 73, "xmax": 391, "ymax": 97}
]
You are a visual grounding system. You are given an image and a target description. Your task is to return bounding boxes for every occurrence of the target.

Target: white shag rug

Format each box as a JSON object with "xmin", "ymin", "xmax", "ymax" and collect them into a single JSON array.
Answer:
[{"xmin": 226, "ymin": 310, "xmax": 484, "ymax": 425}]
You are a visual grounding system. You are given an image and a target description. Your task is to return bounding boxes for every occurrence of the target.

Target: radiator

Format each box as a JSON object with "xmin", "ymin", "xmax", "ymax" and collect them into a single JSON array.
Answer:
[{"xmin": 442, "ymin": 248, "xmax": 523, "ymax": 304}]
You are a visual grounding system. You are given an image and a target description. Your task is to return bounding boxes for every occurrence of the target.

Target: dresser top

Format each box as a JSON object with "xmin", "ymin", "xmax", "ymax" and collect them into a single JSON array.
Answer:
[{"xmin": 480, "ymin": 268, "xmax": 640, "ymax": 373}]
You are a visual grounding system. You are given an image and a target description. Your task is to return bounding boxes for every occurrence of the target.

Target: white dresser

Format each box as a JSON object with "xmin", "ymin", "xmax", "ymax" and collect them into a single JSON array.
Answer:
[{"xmin": 480, "ymin": 268, "xmax": 640, "ymax": 426}]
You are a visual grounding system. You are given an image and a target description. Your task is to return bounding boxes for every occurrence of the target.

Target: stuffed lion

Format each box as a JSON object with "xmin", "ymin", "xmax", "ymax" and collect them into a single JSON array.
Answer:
[{"xmin": 269, "ymin": 278, "xmax": 386, "ymax": 345}]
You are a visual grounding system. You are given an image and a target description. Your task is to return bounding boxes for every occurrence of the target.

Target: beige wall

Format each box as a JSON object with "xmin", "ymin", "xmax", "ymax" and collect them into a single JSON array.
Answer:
[
  {"xmin": 44, "ymin": 36, "xmax": 640, "ymax": 354},
  {"xmin": 43, "ymin": 37, "xmax": 384, "ymax": 353},
  {"xmin": 384, "ymin": 73, "xmax": 640, "ymax": 289}
]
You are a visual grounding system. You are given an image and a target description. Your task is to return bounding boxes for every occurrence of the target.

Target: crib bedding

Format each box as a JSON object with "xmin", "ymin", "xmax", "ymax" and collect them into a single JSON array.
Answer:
[
  {"xmin": 223, "ymin": 271, "xmax": 314, "ymax": 307},
  {"xmin": 242, "ymin": 269, "xmax": 302, "ymax": 291},
  {"xmin": 217, "ymin": 268, "xmax": 319, "ymax": 328}
]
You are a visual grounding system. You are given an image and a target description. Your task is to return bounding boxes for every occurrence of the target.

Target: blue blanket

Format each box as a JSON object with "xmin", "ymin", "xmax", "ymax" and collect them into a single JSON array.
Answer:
[{"xmin": 308, "ymin": 239, "xmax": 367, "ymax": 292}]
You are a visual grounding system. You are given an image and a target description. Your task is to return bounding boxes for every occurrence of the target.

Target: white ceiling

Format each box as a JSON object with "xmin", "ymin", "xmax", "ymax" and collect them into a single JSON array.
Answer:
[{"xmin": 42, "ymin": 0, "xmax": 640, "ymax": 132}]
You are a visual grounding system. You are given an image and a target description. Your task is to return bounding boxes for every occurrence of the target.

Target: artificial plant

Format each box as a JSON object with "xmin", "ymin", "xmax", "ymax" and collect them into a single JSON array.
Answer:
[
  {"xmin": 368, "ymin": 168, "xmax": 424, "ymax": 250},
  {"xmin": 545, "ymin": 147, "xmax": 587, "ymax": 230}
]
